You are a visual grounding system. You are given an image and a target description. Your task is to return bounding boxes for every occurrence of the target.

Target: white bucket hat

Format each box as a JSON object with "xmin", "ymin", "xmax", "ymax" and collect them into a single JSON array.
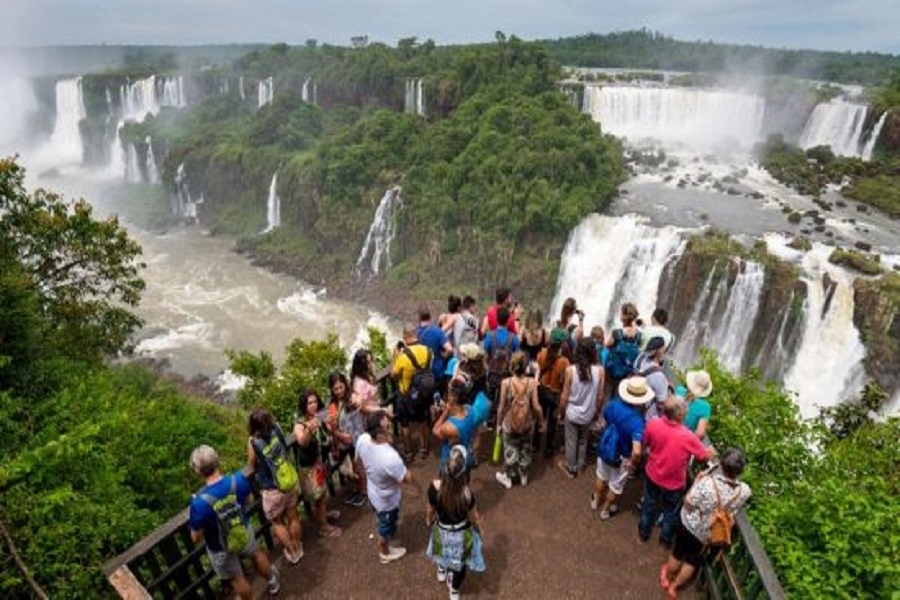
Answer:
[{"xmin": 686, "ymin": 370, "xmax": 713, "ymax": 398}]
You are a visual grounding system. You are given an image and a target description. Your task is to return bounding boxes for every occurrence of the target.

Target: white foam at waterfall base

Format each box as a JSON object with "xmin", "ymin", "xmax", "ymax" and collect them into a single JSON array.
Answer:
[
  {"xmin": 783, "ymin": 243, "xmax": 867, "ymax": 418},
  {"xmin": 136, "ymin": 321, "xmax": 217, "ymax": 354},
  {"xmin": 549, "ymin": 214, "xmax": 685, "ymax": 332}
]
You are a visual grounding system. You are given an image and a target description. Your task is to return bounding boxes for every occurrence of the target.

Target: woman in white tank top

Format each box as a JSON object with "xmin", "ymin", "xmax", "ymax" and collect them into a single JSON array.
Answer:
[{"xmin": 558, "ymin": 338, "xmax": 604, "ymax": 477}]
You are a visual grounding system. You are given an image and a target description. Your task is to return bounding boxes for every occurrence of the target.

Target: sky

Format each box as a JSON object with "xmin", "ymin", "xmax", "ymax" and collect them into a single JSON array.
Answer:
[{"xmin": 1, "ymin": 0, "xmax": 898, "ymax": 54}]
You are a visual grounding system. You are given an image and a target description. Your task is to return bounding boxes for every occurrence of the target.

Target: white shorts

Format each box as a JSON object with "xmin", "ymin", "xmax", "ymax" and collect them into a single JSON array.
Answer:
[{"xmin": 596, "ymin": 457, "xmax": 631, "ymax": 496}]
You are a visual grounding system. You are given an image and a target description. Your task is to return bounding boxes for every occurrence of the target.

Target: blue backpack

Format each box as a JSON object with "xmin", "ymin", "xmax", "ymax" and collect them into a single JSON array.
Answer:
[
  {"xmin": 607, "ymin": 329, "xmax": 642, "ymax": 380},
  {"xmin": 597, "ymin": 407, "xmax": 641, "ymax": 467}
]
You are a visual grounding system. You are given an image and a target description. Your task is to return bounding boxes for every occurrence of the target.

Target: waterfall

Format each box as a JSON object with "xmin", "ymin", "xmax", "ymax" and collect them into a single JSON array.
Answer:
[
  {"xmin": 47, "ymin": 77, "xmax": 86, "ymax": 166},
  {"xmin": 0, "ymin": 77, "xmax": 39, "ymax": 151},
  {"xmin": 262, "ymin": 172, "xmax": 281, "ymax": 233},
  {"xmin": 239, "ymin": 76, "xmax": 246, "ymax": 101},
  {"xmin": 121, "ymin": 76, "xmax": 160, "ymax": 121},
  {"xmin": 159, "ymin": 76, "xmax": 186, "ymax": 108},
  {"xmin": 258, "ymin": 77, "xmax": 274, "ymax": 108},
  {"xmin": 356, "ymin": 186, "xmax": 402, "ymax": 276},
  {"xmin": 584, "ymin": 85, "xmax": 766, "ymax": 150},
  {"xmin": 302, "ymin": 78, "xmax": 314, "ymax": 104},
  {"xmin": 174, "ymin": 162, "xmax": 193, "ymax": 218},
  {"xmin": 671, "ymin": 266, "xmax": 720, "ymax": 367},
  {"xmin": 417, "ymin": 79, "xmax": 425, "ymax": 117},
  {"xmin": 145, "ymin": 137, "xmax": 160, "ymax": 184},
  {"xmin": 404, "ymin": 79, "xmax": 424, "ymax": 116},
  {"xmin": 549, "ymin": 214, "xmax": 684, "ymax": 333},
  {"xmin": 707, "ymin": 261, "xmax": 765, "ymax": 372},
  {"xmin": 861, "ymin": 111, "xmax": 888, "ymax": 160},
  {"xmin": 783, "ymin": 245, "xmax": 867, "ymax": 418},
  {"xmin": 125, "ymin": 142, "xmax": 142, "ymax": 183},
  {"xmin": 798, "ymin": 101, "xmax": 877, "ymax": 159}
]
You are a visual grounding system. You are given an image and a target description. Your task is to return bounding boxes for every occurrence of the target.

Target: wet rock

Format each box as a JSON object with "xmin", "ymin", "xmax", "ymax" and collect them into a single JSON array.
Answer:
[
  {"xmin": 857, "ymin": 204, "xmax": 869, "ymax": 213},
  {"xmin": 835, "ymin": 200, "xmax": 847, "ymax": 208},
  {"xmin": 855, "ymin": 241, "xmax": 873, "ymax": 252}
]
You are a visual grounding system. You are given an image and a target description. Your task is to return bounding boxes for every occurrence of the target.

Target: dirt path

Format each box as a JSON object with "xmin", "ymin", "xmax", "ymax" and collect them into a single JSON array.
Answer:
[{"xmin": 257, "ymin": 442, "xmax": 702, "ymax": 599}]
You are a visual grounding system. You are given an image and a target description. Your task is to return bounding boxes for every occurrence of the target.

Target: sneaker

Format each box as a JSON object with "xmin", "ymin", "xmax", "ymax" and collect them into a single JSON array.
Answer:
[
  {"xmin": 449, "ymin": 589, "xmax": 460, "ymax": 600},
  {"xmin": 343, "ymin": 492, "xmax": 357, "ymax": 506},
  {"xmin": 590, "ymin": 493, "xmax": 599, "ymax": 511},
  {"xmin": 520, "ymin": 474, "xmax": 528, "ymax": 487},
  {"xmin": 267, "ymin": 565, "xmax": 280, "ymax": 595},
  {"xmin": 379, "ymin": 546, "xmax": 407, "ymax": 564},
  {"xmin": 495, "ymin": 471, "xmax": 512, "ymax": 489},
  {"xmin": 556, "ymin": 460, "xmax": 576, "ymax": 479},
  {"xmin": 327, "ymin": 509, "xmax": 341, "ymax": 523},
  {"xmin": 437, "ymin": 566, "xmax": 447, "ymax": 582},
  {"xmin": 352, "ymin": 493, "xmax": 368, "ymax": 507}
]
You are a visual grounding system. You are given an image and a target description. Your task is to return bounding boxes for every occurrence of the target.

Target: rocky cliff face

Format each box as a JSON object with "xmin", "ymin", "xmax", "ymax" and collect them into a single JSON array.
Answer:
[
  {"xmin": 657, "ymin": 233, "xmax": 805, "ymax": 380},
  {"xmin": 853, "ymin": 273, "xmax": 900, "ymax": 400}
]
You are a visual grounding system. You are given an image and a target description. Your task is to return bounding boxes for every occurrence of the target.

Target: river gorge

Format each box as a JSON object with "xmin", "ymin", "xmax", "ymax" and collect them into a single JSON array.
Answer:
[{"xmin": 2, "ymin": 61, "xmax": 899, "ymax": 418}]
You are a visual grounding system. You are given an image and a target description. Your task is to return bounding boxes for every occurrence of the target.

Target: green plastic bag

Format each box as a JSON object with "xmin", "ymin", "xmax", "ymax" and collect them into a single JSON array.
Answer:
[{"xmin": 492, "ymin": 432, "xmax": 502, "ymax": 464}]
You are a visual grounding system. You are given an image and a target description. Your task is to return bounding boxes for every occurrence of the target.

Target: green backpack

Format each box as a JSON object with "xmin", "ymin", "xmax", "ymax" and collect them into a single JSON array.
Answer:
[
  {"xmin": 256, "ymin": 427, "xmax": 299, "ymax": 493},
  {"xmin": 199, "ymin": 475, "xmax": 250, "ymax": 555}
]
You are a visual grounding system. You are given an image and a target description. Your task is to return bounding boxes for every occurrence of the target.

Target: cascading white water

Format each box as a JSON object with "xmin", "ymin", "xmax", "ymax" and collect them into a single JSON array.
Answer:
[
  {"xmin": 121, "ymin": 76, "xmax": 160, "ymax": 121},
  {"xmin": 174, "ymin": 162, "xmax": 193, "ymax": 219},
  {"xmin": 861, "ymin": 111, "xmax": 889, "ymax": 160},
  {"xmin": 302, "ymin": 78, "xmax": 312, "ymax": 103},
  {"xmin": 145, "ymin": 137, "xmax": 160, "ymax": 184},
  {"xmin": 262, "ymin": 172, "xmax": 281, "ymax": 233},
  {"xmin": 258, "ymin": 77, "xmax": 274, "ymax": 108},
  {"xmin": 47, "ymin": 77, "xmax": 87, "ymax": 166},
  {"xmin": 774, "ymin": 240, "xmax": 868, "ymax": 418},
  {"xmin": 404, "ymin": 79, "xmax": 424, "ymax": 116},
  {"xmin": 125, "ymin": 143, "xmax": 142, "ymax": 183},
  {"xmin": 672, "ymin": 266, "xmax": 719, "ymax": 365},
  {"xmin": 797, "ymin": 100, "xmax": 881, "ymax": 159},
  {"xmin": 239, "ymin": 76, "xmax": 246, "ymax": 101},
  {"xmin": 707, "ymin": 261, "xmax": 765, "ymax": 372},
  {"xmin": 0, "ymin": 78, "xmax": 39, "ymax": 152},
  {"xmin": 356, "ymin": 186, "xmax": 402, "ymax": 276},
  {"xmin": 417, "ymin": 79, "xmax": 424, "ymax": 117},
  {"xmin": 549, "ymin": 214, "xmax": 684, "ymax": 333},
  {"xmin": 159, "ymin": 76, "xmax": 186, "ymax": 108},
  {"xmin": 584, "ymin": 86, "xmax": 766, "ymax": 150}
]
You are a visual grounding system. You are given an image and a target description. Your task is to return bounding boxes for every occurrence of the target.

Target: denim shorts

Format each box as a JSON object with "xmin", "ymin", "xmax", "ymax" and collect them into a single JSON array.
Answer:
[{"xmin": 375, "ymin": 507, "xmax": 400, "ymax": 540}]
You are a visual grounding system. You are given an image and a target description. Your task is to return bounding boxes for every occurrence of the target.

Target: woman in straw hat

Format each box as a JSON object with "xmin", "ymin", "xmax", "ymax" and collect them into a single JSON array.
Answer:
[
  {"xmin": 425, "ymin": 445, "xmax": 486, "ymax": 600},
  {"xmin": 592, "ymin": 377, "xmax": 655, "ymax": 520},
  {"xmin": 683, "ymin": 370, "xmax": 713, "ymax": 439}
]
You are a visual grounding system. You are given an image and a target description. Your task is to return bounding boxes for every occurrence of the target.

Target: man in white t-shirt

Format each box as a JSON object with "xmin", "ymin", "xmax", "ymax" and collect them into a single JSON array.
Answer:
[{"xmin": 356, "ymin": 410, "xmax": 412, "ymax": 564}]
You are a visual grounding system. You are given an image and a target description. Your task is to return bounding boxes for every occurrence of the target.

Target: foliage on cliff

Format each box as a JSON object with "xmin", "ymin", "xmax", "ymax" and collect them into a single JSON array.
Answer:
[
  {"xmin": 698, "ymin": 353, "xmax": 900, "ymax": 599},
  {"xmin": 541, "ymin": 29, "xmax": 900, "ymax": 86},
  {"xmin": 758, "ymin": 135, "xmax": 900, "ymax": 217},
  {"xmin": 149, "ymin": 37, "xmax": 624, "ymax": 309}
]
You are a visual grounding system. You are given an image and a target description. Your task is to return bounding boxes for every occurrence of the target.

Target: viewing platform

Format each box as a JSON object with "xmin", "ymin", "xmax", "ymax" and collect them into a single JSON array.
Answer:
[{"xmin": 103, "ymin": 375, "xmax": 785, "ymax": 599}]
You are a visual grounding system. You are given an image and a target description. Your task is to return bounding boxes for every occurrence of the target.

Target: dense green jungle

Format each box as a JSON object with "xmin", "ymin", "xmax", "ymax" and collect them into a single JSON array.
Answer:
[{"xmin": 1, "ymin": 33, "xmax": 899, "ymax": 598}]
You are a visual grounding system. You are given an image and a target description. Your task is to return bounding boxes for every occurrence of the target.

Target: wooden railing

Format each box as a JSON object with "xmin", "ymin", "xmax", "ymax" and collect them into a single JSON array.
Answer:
[{"xmin": 103, "ymin": 368, "xmax": 396, "ymax": 599}]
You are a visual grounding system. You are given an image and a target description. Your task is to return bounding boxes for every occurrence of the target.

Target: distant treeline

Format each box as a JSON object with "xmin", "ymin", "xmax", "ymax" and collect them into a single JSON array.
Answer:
[{"xmin": 540, "ymin": 29, "xmax": 900, "ymax": 86}]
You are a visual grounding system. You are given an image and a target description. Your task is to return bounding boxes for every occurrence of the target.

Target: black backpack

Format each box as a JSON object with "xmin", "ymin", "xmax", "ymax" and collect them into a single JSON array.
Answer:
[
  {"xmin": 487, "ymin": 330, "xmax": 514, "ymax": 390},
  {"xmin": 403, "ymin": 346, "xmax": 435, "ymax": 408}
]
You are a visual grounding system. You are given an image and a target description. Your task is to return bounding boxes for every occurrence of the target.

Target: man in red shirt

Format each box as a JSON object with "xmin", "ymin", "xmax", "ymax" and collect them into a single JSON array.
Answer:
[
  {"xmin": 481, "ymin": 286, "xmax": 519, "ymax": 337},
  {"xmin": 638, "ymin": 395, "xmax": 713, "ymax": 547}
]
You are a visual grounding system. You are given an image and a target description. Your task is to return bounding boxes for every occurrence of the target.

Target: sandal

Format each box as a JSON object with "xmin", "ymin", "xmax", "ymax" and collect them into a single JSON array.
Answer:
[
  {"xmin": 599, "ymin": 505, "xmax": 620, "ymax": 521},
  {"xmin": 318, "ymin": 525, "xmax": 342, "ymax": 538}
]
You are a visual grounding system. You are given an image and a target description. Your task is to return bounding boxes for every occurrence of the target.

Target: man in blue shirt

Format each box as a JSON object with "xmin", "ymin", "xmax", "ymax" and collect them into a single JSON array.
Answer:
[
  {"xmin": 417, "ymin": 306, "xmax": 453, "ymax": 380},
  {"xmin": 482, "ymin": 306, "xmax": 520, "ymax": 357},
  {"xmin": 591, "ymin": 378, "xmax": 653, "ymax": 521},
  {"xmin": 188, "ymin": 445, "xmax": 280, "ymax": 599}
]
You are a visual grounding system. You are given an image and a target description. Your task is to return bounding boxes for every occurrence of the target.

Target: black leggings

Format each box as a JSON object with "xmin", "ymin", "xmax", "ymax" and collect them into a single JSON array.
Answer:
[
  {"xmin": 534, "ymin": 388, "xmax": 559, "ymax": 453},
  {"xmin": 448, "ymin": 566, "xmax": 467, "ymax": 592}
]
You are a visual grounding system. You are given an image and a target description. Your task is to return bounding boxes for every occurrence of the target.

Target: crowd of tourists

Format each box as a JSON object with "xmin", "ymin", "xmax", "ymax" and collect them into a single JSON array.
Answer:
[{"xmin": 187, "ymin": 287, "xmax": 751, "ymax": 599}]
